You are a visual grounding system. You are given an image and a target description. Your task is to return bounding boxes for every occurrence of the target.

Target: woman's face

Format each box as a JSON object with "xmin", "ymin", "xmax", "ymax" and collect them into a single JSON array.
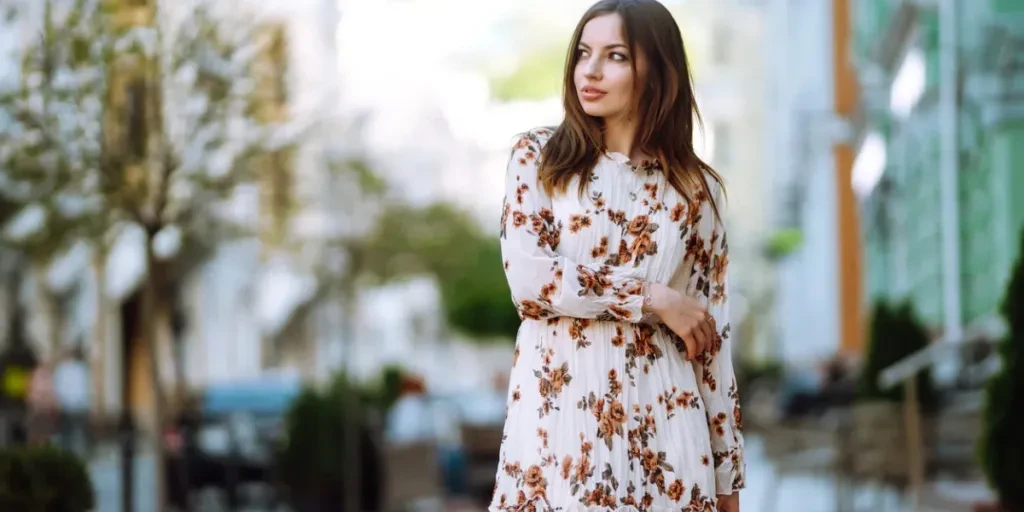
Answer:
[{"xmin": 574, "ymin": 13, "xmax": 645, "ymax": 121}]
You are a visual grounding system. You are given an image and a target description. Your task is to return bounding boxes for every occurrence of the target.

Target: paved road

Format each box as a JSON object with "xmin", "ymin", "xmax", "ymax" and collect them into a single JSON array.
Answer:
[{"xmin": 88, "ymin": 435, "xmax": 987, "ymax": 512}]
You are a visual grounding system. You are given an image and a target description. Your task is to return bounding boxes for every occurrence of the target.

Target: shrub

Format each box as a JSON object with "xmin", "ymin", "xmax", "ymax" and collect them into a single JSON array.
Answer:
[
  {"xmin": 0, "ymin": 444, "xmax": 94, "ymax": 512},
  {"xmin": 857, "ymin": 299, "xmax": 936, "ymax": 409},
  {"xmin": 978, "ymin": 230, "xmax": 1024, "ymax": 509},
  {"xmin": 275, "ymin": 373, "xmax": 384, "ymax": 512}
]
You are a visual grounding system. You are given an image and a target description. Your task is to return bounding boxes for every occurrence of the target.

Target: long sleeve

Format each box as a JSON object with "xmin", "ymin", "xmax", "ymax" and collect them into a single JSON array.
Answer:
[
  {"xmin": 499, "ymin": 128, "xmax": 647, "ymax": 323},
  {"xmin": 691, "ymin": 180, "xmax": 745, "ymax": 495}
]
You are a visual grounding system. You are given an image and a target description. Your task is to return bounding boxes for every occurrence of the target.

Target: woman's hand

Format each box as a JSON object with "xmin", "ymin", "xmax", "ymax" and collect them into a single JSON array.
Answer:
[
  {"xmin": 717, "ymin": 493, "xmax": 739, "ymax": 512},
  {"xmin": 646, "ymin": 283, "xmax": 715, "ymax": 360}
]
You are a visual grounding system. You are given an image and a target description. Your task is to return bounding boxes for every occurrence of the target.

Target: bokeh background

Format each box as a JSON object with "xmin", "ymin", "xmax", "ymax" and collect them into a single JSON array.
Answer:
[{"xmin": 0, "ymin": 0, "xmax": 1021, "ymax": 510}]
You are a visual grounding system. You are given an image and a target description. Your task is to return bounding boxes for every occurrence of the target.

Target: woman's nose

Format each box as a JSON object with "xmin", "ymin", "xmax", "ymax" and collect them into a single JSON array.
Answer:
[{"xmin": 583, "ymin": 57, "xmax": 601, "ymax": 80}]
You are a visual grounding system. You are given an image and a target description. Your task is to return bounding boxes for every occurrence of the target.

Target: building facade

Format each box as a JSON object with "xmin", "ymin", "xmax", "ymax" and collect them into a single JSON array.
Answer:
[
  {"xmin": 853, "ymin": 0, "xmax": 1024, "ymax": 353},
  {"xmin": 763, "ymin": 0, "xmax": 849, "ymax": 365}
]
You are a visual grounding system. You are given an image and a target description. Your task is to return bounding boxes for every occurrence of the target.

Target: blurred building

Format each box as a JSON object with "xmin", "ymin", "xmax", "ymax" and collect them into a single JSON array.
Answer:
[
  {"xmin": 179, "ymin": 0, "xmax": 353, "ymax": 387},
  {"xmin": 852, "ymin": 0, "xmax": 1024, "ymax": 374},
  {"xmin": 761, "ymin": 0, "xmax": 851, "ymax": 366}
]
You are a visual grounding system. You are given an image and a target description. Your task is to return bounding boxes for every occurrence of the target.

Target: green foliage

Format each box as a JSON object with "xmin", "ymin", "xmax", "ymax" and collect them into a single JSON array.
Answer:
[
  {"xmin": 0, "ymin": 445, "xmax": 95, "ymax": 512},
  {"xmin": 353, "ymin": 202, "xmax": 520, "ymax": 341},
  {"xmin": 356, "ymin": 364, "xmax": 405, "ymax": 413},
  {"xmin": 489, "ymin": 43, "xmax": 568, "ymax": 102},
  {"xmin": 978, "ymin": 229, "xmax": 1024, "ymax": 507},
  {"xmin": 764, "ymin": 228, "xmax": 803, "ymax": 261},
  {"xmin": 0, "ymin": 0, "xmax": 268, "ymax": 258},
  {"xmin": 439, "ymin": 236, "xmax": 521, "ymax": 340},
  {"xmin": 276, "ymin": 376, "xmax": 358, "ymax": 491},
  {"xmin": 275, "ymin": 372, "xmax": 383, "ymax": 510},
  {"xmin": 857, "ymin": 300, "xmax": 936, "ymax": 409}
]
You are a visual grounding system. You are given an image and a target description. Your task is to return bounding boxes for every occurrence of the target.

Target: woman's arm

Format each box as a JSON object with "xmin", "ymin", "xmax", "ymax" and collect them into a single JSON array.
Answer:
[
  {"xmin": 499, "ymin": 128, "xmax": 647, "ymax": 322},
  {"xmin": 690, "ymin": 180, "xmax": 745, "ymax": 495}
]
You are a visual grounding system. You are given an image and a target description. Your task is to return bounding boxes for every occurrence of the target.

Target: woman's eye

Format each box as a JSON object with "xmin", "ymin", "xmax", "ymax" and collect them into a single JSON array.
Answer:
[
  {"xmin": 576, "ymin": 48, "xmax": 590, "ymax": 57},
  {"xmin": 610, "ymin": 52, "xmax": 629, "ymax": 61}
]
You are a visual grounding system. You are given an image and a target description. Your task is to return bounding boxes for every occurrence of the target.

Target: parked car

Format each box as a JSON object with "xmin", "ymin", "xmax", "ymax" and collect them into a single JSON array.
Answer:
[{"xmin": 165, "ymin": 377, "xmax": 301, "ymax": 510}]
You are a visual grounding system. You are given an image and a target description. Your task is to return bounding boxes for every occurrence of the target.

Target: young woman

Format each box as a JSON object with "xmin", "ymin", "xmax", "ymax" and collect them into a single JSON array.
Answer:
[{"xmin": 493, "ymin": 1, "xmax": 745, "ymax": 510}]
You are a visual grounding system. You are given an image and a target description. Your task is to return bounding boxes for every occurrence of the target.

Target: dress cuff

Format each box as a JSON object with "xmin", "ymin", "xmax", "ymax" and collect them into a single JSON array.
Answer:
[{"xmin": 714, "ymin": 445, "xmax": 746, "ymax": 495}]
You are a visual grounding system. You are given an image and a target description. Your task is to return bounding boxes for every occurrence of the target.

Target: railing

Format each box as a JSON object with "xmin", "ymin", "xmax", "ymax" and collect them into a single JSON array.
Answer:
[{"xmin": 876, "ymin": 316, "xmax": 1005, "ymax": 511}]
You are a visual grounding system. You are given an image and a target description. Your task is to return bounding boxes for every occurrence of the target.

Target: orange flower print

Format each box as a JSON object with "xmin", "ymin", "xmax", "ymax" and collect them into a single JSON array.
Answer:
[
  {"xmin": 518, "ymin": 300, "xmax": 549, "ymax": 321},
  {"xmin": 629, "ymin": 231, "xmax": 657, "ymax": 265},
  {"xmin": 610, "ymin": 325, "xmax": 625, "ymax": 347},
  {"xmin": 670, "ymin": 202, "xmax": 686, "ymax": 222},
  {"xmin": 676, "ymin": 390, "xmax": 700, "ymax": 410},
  {"xmin": 712, "ymin": 412, "xmax": 728, "ymax": 437},
  {"xmin": 569, "ymin": 214, "xmax": 592, "ymax": 233},
  {"xmin": 608, "ymin": 370, "xmax": 623, "ymax": 396},
  {"xmin": 512, "ymin": 210, "xmax": 527, "ymax": 228},
  {"xmin": 703, "ymin": 366, "xmax": 718, "ymax": 392},
  {"xmin": 493, "ymin": 128, "xmax": 744, "ymax": 509},
  {"xmin": 569, "ymin": 319, "xmax": 592, "ymax": 349},
  {"xmin": 591, "ymin": 236, "xmax": 609, "ymax": 258},
  {"xmin": 667, "ymin": 479, "xmax": 685, "ymax": 501},
  {"xmin": 642, "ymin": 493, "xmax": 654, "ymax": 510},
  {"xmin": 643, "ymin": 182, "xmax": 659, "ymax": 201},
  {"xmin": 627, "ymin": 214, "xmax": 649, "ymax": 235},
  {"xmin": 607, "ymin": 209, "xmax": 627, "ymax": 226}
]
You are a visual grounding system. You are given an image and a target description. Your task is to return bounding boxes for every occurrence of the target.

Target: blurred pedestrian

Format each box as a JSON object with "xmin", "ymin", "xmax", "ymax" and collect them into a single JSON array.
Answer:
[
  {"xmin": 384, "ymin": 373, "xmax": 433, "ymax": 445},
  {"xmin": 26, "ymin": 359, "xmax": 57, "ymax": 446},
  {"xmin": 493, "ymin": 1, "xmax": 744, "ymax": 510}
]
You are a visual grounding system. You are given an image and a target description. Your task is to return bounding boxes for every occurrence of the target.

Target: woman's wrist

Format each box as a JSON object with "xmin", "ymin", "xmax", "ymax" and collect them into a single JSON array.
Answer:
[
  {"xmin": 643, "ymin": 282, "xmax": 670, "ymax": 315},
  {"xmin": 641, "ymin": 282, "xmax": 654, "ymax": 313}
]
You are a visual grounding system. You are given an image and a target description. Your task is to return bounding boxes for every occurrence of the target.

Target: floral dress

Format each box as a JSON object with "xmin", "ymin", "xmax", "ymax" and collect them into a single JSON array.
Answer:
[{"xmin": 490, "ymin": 128, "xmax": 745, "ymax": 512}]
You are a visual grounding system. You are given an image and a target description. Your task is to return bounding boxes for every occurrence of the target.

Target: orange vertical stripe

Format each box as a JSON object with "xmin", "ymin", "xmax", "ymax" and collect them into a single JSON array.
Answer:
[{"xmin": 833, "ymin": 0, "xmax": 864, "ymax": 353}]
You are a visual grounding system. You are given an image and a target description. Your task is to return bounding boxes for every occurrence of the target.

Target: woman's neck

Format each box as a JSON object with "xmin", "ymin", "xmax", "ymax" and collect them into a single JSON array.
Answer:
[{"xmin": 603, "ymin": 116, "xmax": 643, "ymax": 161}]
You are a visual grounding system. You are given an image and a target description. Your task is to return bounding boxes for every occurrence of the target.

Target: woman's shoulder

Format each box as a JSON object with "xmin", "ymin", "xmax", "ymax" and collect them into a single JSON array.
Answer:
[
  {"xmin": 699, "ymin": 169, "xmax": 726, "ymax": 201},
  {"xmin": 511, "ymin": 126, "xmax": 557, "ymax": 153}
]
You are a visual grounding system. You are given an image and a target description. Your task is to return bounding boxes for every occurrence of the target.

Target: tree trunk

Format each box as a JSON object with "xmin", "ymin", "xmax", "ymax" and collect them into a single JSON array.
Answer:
[
  {"xmin": 32, "ymin": 265, "xmax": 60, "ymax": 362},
  {"xmin": 338, "ymin": 282, "xmax": 361, "ymax": 512},
  {"xmin": 141, "ymin": 238, "xmax": 169, "ymax": 512},
  {"xmin": 91, "ymin": 248, "xmax": 107, "ymax": 431}
]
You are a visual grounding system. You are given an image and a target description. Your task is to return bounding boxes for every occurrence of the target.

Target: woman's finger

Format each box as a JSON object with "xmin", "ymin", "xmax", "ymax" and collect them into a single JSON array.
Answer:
[
  {"xmin": 690, "ymin": 323, "xmax": 707, "ymax": 357},
  {"xmin": 682, "ymin": 332, "xmax": 698, "ymax": 360},
  {"xmin": 701, "ymin": 317, "xmax": 716, "ymax": 351}
]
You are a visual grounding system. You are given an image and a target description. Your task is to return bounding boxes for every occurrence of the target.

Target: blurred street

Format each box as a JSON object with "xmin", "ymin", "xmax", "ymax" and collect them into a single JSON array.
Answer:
[{"xmin": 89, "ymin": 445, "xmax": 156, "ymax": 512}]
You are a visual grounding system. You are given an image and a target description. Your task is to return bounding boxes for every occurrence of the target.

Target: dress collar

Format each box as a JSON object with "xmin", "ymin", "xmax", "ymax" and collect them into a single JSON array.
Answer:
[{"xmin": 603, "ymin": 151, "xmax": 662, "ymax": 173}]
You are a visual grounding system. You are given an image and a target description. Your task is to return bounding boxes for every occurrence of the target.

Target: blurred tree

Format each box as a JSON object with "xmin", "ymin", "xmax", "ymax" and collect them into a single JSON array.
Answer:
[
  {"xmin": 0, "ymin": 1, "xmax": 288, "ymax": 509},
  {"xmin": 354, "ymin": 201, "xmax": 520, "ymax": 342},
  {"xmin": 489, "ymin": 42, "xmax": 568, "ymax": 102},
  {"xmin": 978, "ymin": 229, "xmax": 1024, "ymax": 510},
  {"xmin": 351, "ymin": 201, "xmax": 520, "ymax": 341}
]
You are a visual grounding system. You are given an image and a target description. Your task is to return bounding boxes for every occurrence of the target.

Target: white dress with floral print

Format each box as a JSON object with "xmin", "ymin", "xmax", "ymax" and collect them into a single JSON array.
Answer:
[{"xmin": 490, "ymin": 128, "xmax": 745, "ymax": 512}]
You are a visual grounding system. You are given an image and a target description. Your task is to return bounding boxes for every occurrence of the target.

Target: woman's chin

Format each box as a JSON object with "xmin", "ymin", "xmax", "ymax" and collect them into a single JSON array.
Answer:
[{"xmin": 580, "ymin": 104, "xmax": 613, "ymax": 118}]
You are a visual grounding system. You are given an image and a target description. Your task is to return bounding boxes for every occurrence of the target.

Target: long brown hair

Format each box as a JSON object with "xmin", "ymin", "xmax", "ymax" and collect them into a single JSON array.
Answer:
[{"xmin": 539, "ymin": 0, "xmax": 724, "ymax": 219}]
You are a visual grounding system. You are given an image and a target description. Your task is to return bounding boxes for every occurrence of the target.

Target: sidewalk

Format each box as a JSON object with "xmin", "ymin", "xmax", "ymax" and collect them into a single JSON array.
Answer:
[{"xmin": 88, "ymin": 443, "xmax": 157, "ymax": 512}]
